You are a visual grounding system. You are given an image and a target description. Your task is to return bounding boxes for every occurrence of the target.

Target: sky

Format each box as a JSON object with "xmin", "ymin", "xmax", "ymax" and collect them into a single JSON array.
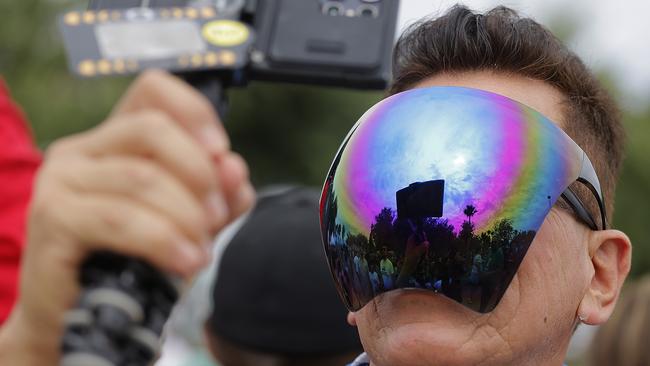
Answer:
[{"xmin": 397, "ymin": 0, "xmax": 650, "ymax": 111}]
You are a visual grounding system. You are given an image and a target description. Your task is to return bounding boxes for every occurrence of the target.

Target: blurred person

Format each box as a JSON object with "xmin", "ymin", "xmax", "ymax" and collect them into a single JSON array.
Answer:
[
  {"xmin": 0, "ymin": 79, "xmax": 41, "ymax": 324},
  {"xmin": 156, "ymin": 186, "xmax": 362, "ymax": 366},
  {"xmin": 200, "ymin": 186, "xmax": 361, "ymax": 366},
  {"xmin": 379, "ymin": 247, "xmax": 394, "ymax": 290},
  {"xmin": 0, "ymin": 5, "xmax": 635, "ymax": 366},
  {"xmin": 586, "ymin": 275, "xmax": 650, "ymax": 366}
]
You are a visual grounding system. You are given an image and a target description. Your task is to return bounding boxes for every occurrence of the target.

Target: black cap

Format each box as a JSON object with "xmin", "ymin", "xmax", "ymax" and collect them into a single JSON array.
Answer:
[{"xmin": 207, "ymin": 186, "xmax": 361, "ymax": 356}]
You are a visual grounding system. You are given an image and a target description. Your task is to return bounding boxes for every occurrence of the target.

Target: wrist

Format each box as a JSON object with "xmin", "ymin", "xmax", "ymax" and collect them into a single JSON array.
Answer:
[{"xmin": 0, "ymin": 305, "xmax": 60, "ymax": 365}]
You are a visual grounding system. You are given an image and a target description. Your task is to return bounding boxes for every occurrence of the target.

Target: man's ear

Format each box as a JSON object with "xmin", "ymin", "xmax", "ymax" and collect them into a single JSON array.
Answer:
[
  {"xmin": 578, "ymin": 229, "xmax": 632, "ymax": 325},
  {"xmin": 347, "ymin": 311, "xmax": 357, "ymax": 326}
]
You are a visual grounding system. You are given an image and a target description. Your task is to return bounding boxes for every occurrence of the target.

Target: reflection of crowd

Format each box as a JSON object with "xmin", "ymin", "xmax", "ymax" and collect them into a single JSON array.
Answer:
[{"xmin": 325, "ymin": 206, "xmax": 537, "ymax": 311}]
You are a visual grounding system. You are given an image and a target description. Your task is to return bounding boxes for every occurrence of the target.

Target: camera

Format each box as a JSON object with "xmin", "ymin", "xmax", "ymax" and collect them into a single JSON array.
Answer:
[
  {"xmin": 396, "ymin": 180, "xmax": 446, "ymax": 221},
  {"xmin": 58, "ymin": 1, "xmax": 400, "ymax": 365},
  {"xmin": 61, "ymin": 0, "xmax": 400, "ymax": 111}
]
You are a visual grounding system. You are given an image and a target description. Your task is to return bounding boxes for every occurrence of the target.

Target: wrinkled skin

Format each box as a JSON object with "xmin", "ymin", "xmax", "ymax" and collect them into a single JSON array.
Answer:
[{"xmin": 347, "ymin": 71, "xmax": 632, "ymax": 366}]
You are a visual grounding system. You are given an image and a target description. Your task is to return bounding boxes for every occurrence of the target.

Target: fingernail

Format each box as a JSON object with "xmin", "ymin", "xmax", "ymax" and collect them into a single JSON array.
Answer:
[
  {"xmin": 174, "ymin": 240, "xmax": 205, "ymax": 275},
  {"xmin": 239, "ymin": 184, "xmax": 256, "ymax": 206},
  {"xmin": 206, "ymin": 193, "xmax": 229, "ymax": 224},
  {"xmin": 199, "ymin": 126, "xmax": 229, "ymax": 155}
]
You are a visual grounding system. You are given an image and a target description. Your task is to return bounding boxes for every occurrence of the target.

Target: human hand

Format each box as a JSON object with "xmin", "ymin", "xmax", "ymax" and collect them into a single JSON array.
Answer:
[{"xmin": 0, "ymin": 70, "xmax": 255, "ymax": 364}]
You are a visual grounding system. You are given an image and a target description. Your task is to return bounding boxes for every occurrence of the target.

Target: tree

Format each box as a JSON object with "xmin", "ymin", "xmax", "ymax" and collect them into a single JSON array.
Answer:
[
  {"xmin": 463, "ymin": 204, "xmax": 478, "ymax": 225},
  {"xmin": 370, "ymin": 207, "xmax": 396, "ymax": 251}
]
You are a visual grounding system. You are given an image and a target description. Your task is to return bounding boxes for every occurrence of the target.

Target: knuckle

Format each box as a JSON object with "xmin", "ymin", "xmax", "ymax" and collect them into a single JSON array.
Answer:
[
  {"xmin": 229, "ymin": 152, "xmax": 250, "ymax": 181},
  {"xmin": 188, "ymin": 162, "xmax": 216, "ymax": 195},
  {"xmin": 190, "ymin": 97, "xmax": 217, "ymax": 122},
  {"xmin": 98, "ymin": 204, "xmax": 131, "ymax": 234},
  {"xmin": 37, "ymin": 153, "xmax": 85, "ymax": 192},
  {"xmin": 142, "ymin": 221, "xmax": 179, "ymax": 253},
  {"xmin": 132, "ymin": 109, "xmax": 177, "ymax": 142},
  {"xmin": 135, "ymin": 70, "xmax": 168, "ymax": 93},
  {"xmin": 135, "ymin": 109, "xmax": 174, "ymax": 129},
  {"xmin": 97, "ymin": 200, "xmax": 176, "ymax": 251},
  {"xmin": 28, "ymin": 182, "xmax": 74, "ymax": 236},
  {"xmin": 44, "ymin": 137, "xmax": 77, "ymax": 159},
  {"xmin": 236, "ymin": 155, "xmax": 250, "ymax": 179},
  {"xmin": 29, "ymin": 187, "xmax": 56, "ymax": 223},
  {"xmin": 119, "ymin": 159, "xmax": 163, "ymax": 191}
]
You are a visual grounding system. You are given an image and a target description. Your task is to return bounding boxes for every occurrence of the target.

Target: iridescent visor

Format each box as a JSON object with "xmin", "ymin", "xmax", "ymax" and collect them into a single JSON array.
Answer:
[{"xmin": 320, "ymin": 86, "xmax": 606, "ymax": 313}]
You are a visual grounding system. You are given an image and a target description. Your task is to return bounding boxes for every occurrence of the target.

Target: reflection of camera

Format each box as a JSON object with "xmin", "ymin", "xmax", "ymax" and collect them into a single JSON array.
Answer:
[
  {"xmin": 59, "ymin": 1, "xmax": 400, "ymax": 365},
  {"xmin": 396, "ymin": 180, "xmax": 445, "ymax": 220}
]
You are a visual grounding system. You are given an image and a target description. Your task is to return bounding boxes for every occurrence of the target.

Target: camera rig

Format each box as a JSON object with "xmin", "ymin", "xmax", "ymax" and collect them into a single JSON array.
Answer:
[
  {"xmin": 58, "ymin": 1, "xmax": 400, "ymax": 365},
  {"xmin": 61, "ymin": 0, "xmax": 400, "ymax": 113}
]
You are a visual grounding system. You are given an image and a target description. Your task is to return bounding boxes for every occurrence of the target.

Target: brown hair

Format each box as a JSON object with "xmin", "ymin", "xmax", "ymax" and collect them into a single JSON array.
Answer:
[
  {"xmin": 389, "ymin": 5, "xmax": 624, "ymax": 223},
  {"xmin": 587, "ymin": 275, "xmax": 650, "ymax": 366}
]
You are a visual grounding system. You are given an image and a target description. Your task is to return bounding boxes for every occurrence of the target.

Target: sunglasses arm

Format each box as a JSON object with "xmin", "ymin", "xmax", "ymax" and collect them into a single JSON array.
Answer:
[{"xmin": 576, "ymin": 152, "xmax": 608, "ymax": 230}]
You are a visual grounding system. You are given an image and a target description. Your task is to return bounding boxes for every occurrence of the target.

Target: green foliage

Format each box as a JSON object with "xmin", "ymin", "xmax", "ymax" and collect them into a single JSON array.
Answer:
[
  {"xmin": 614, "ymin": 109, "xmax": 650, "ymax": 276},
  {"xmin": 1, "ymin": 0, "xmax": 649, "ymax": 276},
  {"xmin": 226, "ymin": 82, "xmax": 381, "ymax": 186},
  {"xmin": 0, "ymin": 0, "xmax": 132, "ymax": 147}
]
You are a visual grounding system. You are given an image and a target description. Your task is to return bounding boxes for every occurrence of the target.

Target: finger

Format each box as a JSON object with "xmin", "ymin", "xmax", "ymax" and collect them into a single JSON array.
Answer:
[
  {"xmin": 55, "ymin": 156, "xmax": 212, "ymax": 243},
  {"xmin": 58, "ymin": 194, "xmax": 210, "ymax": 277},
  {"xmin": 50, "ymin": 110, "xmax": 227, "ymax": 226},
  {"xmin": 111, "ymin": 70, "xmax": 229, "ymax": 155},
  {"xmin": 215, "ymin": 153, "xmax": 256, "ymax": 223}
]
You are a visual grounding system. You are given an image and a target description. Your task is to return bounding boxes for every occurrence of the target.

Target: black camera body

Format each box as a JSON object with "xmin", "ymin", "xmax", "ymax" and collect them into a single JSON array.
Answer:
[
  {"xmin": 68, "ymin": 0, "xmax": 400, "ymax": 90},
  {"xmin": 396, "ymin": 180, "xmax": 446, "ymax": 221},
  {"xmin": 248, "ymin": 0, "xmax": 399, "ymax": 89}
]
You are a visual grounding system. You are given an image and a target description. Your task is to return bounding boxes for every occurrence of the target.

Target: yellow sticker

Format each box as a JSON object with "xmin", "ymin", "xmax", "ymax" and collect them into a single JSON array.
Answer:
[{"xmin": 202, "ymin": 20, "xmax": 249, "ymax": 47}]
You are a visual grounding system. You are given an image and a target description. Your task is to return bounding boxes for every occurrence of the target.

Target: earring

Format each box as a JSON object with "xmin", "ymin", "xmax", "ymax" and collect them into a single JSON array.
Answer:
[{"xmin": 578, "ymin": 315, "xmax": 587, "ymax": 323}]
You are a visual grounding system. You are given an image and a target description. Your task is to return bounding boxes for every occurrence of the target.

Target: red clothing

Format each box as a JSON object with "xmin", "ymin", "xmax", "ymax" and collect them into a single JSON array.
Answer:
[{"xmin": 0, "ymin": 79, "xmax": 41, "ymax": 324}]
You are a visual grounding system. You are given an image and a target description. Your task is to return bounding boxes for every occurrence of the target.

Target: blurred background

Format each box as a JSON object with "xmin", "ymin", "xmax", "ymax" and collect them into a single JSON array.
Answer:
[{"xmin": 1, "ymin": 0, "xmax": 648, "ymax": 364}]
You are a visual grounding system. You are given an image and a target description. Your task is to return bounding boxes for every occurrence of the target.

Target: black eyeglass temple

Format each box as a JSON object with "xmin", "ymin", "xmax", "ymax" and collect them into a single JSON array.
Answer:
[{"xmin": 560, "ymin": 188, "xmax": 598, "ymax": 231}]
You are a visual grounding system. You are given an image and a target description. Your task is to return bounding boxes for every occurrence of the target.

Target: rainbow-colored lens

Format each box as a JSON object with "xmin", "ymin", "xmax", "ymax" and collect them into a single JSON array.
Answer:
[{"xmin": 320, "ymin": 86, "xmax": 586, "ymax": 312}]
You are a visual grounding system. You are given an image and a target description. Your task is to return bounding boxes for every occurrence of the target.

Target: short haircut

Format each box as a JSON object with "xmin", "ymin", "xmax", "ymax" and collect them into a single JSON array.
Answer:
[{"xmin": 389, "ymin": 5, "xmax": 624, "ymax": 224}]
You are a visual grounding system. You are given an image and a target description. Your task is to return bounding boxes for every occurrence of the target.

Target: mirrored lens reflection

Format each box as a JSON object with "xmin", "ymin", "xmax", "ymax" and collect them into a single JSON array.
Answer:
[
  {"xmin": 320, "ymin": 87, "xmax": 587, "ymax": 313},
  {"xmin": 321, "ymin": 176, "xmax": 539, "ymax": 313}
]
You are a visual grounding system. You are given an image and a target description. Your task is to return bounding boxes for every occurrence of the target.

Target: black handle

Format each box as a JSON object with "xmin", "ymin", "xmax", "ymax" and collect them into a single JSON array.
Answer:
[
  {"xmin": 180, "ymin": 73, "xmax": 230, "ymax": 121},
  {"xmin": 61, "ymin": 252, "xmax": 179, "ymax": 366}
]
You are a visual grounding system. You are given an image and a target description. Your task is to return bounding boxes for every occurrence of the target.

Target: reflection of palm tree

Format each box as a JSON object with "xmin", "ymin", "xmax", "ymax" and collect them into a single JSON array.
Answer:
[{"xmin": 463, "ymin": 204, "xmax": 478, "ymax": 225}]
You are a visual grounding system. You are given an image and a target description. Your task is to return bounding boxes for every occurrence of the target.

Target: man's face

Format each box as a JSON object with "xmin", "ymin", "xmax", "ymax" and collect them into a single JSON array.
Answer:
[{"xmin": 348, "ymin": 71, "xmax": 597, "ymax": 366}]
